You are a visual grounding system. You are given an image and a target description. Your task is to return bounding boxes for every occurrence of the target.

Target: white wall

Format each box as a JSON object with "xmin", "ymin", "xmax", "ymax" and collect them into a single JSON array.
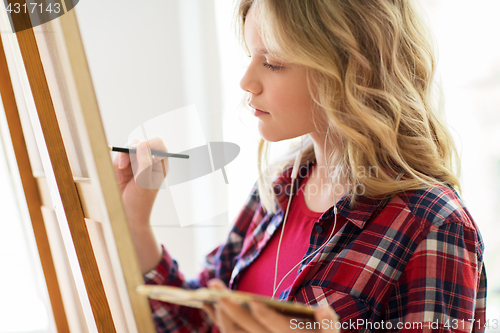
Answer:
[
  {"xmin": 421, "ymin": 0, "xmax": 500, "ymax": 325},
  {"xmin": 75, "ymin": 0, "xmax": 260, "ymax": 278}
]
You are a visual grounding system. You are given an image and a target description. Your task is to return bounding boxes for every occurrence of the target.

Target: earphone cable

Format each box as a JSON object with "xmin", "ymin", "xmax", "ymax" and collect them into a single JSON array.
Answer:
[
  {"xmin": 273, "ymin": 136, "xmax": 303, "ymax": 296},
  {"xmin": 272, "ymin": 127, "xmax": 338, "ymax": 300}
]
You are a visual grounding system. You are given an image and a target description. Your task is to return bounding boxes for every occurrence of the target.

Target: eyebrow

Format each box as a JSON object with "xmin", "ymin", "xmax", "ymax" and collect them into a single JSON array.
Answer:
[
  {"xmin": 254, "ymin": 48, "xmax": 268, "ymax": 55},
  {"xmin": 250, "ymin": 48, "xmax": 283, "ymax": 61}
]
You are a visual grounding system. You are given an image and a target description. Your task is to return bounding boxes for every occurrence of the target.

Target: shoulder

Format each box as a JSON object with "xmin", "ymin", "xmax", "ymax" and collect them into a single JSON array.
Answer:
[
  {"xmin": 385, "ymin": 183, "xmax": 484, "ymax": 256},
  {"xmin": 394, "ymin": 183, "xmax": 474, "ymax": 229}
]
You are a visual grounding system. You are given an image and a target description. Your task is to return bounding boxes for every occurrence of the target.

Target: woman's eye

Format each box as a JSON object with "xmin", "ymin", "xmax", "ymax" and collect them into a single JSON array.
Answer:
[{"xmin": 263, "ymin": 62, "xmax": 281, "ymax": 72}]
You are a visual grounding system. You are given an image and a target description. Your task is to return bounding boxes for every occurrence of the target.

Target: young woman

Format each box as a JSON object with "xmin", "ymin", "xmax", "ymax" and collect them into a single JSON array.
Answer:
[{"xmin": 113, "ymin": 0, "xmax": 487, "ymax": 332}]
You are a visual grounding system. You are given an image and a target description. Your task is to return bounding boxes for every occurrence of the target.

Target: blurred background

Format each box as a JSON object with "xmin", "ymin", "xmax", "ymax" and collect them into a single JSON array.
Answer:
[{"xmin": 0, "ymin": 0, "xmax": 498, "ymax": 331}]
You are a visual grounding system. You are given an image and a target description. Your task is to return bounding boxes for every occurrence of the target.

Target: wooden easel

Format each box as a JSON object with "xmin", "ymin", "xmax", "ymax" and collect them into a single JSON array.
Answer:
[{"xmin": 0, "ymin": 2, "xmax": 155, "ymax": 332}]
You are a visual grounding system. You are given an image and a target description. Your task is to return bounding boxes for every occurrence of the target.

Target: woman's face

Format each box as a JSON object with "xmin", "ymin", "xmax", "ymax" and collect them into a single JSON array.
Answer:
[{"xmin": 240, "ymin": 8, "xmax": 318, "ymax": 142}]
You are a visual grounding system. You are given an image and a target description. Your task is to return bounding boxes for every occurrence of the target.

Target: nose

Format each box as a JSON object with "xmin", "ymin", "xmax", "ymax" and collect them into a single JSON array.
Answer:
[{"xmin": 239, "ymin": 61, "xmax": 263, "ymax": 95}]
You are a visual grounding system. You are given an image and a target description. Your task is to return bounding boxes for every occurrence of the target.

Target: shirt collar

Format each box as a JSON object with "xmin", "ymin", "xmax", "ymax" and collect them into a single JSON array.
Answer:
[{"xmin": 272, "ymin": 161, "xmax": 404, "ymax": 229}]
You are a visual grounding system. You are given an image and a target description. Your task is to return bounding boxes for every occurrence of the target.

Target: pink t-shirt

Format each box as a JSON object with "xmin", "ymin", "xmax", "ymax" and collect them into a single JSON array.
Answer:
[{"xmin": 237, "ymin": 161, "xmax": 343, "ymax": 297}]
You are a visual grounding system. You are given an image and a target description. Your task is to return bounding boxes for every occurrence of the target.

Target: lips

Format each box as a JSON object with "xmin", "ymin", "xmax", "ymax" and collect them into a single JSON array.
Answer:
[{"xmin": 248, "ymin": 103, "xmax": 269, "ymax": 114}]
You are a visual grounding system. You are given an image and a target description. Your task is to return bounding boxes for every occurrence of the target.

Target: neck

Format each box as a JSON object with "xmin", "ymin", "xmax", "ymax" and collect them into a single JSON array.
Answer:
[
  {"xmin": 308, "ymin": 132, "xmax": 334, "ymax": 181},
  {"xmin": 307, "ymin": 131, "xmax": 348, "ymax": 202}
]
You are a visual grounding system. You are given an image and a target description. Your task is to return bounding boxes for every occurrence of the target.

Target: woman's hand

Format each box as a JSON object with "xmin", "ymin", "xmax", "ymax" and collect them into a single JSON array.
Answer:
[
  {"xmin": 112, "ymin": 137, "xmax": 169, "ymax": 273},
  {"xmin": 202, "ymin": 279, "xmax": 340, "ymax": 333},
  {"xmin": 113, "ymin": 138, "xmax": 169, "ymax": 225}
]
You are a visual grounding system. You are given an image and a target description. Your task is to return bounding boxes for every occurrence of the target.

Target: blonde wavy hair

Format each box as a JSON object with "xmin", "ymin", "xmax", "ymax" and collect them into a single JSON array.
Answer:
[{"xmin": 235, "ymin": 0, "xmax": 461, "ymax": 214}]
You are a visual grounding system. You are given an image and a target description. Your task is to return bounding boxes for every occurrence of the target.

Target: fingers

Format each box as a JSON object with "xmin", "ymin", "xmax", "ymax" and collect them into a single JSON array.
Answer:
[
  {"xmin": 207, "ymin": 279, "xmax": 267, "ymax": 333},
  {"xmin": 136, "ymin": 137, "xmax": 168, "ymax": 167},
  {"xmin": 148, "ymin": 138, "xmax": 169, "ymax": 177},
  {"xmin": 114, "ymin": 137, "xmax": 167, "ymax": 174},
  {"xmin": 126, "ymin": 137, "xmax": 168, "ymax": 189},
  {"xmin": 113, "ymin": 139, "xmax": 139, "ymax": 169},
  {"xmin": 205, "ymin": 279, "xmax": 225, "ymax": 330},
  {"xmin": 145, "ymin": 136, "xmax": 168, "ymax": 152},
  {"xmin": 204, "ymin": 279, "xmax": 339, "ymax": 333},
  {"xmin": 208, "ymin": 278, "xmax": 227, "ymax": 290},
  {"xmin": 217, "ymin": 298, "xmax": 268, "ymax": 333},
  {"xmin": 134, "ymin": 141, "xmax": 153, "ymax": 175},
  {"xmin": 248, "ymin": 301, "xmax": 294, "ymax": 333},
  {"xmin": 202, "ymin": 304, "xmax": 218, "ymax": 326},
  {"xmin": 215, "ymin": 301, "xmax": 246, "ymax": 333},
  {"xmin": 314, "ymin": 306, "xmax": 340, "ymax": 333},
  {"xmin": 206, "ymin": 279, "xmax": 242, "ymax": 332},
  {"xmin": 113, "ymin": 139, "xmax": 139, "ymax": 186},
  {"xmin": 118, "ymin": 152, "xmax": 130, "ymax": 170},
  {"xmin": 249, "ymin": 301, "xmax": 339, "ymax": 333}
]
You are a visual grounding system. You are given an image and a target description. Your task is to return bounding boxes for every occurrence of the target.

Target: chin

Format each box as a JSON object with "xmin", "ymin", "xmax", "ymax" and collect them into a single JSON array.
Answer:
[
  {"xmin": 258, "ymin": 127, "xmax": 301, "ymax": 143},
  {"xmin": 259, "ymin": 133, "xmax": 280, "ymax": 142},
  {"xmin": 258, "ymin": 127, "xmax": 280, "ymax": 142}
]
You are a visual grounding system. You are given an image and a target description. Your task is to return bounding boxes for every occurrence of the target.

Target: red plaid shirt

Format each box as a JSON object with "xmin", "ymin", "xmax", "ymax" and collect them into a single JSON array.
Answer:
[{"xmin": 144, "ymin": 161, "xmax": 487, "ymax": 332}]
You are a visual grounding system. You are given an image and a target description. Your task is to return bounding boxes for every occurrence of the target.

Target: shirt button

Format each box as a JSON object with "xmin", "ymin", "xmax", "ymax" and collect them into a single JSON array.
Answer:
[{"xmin": 315, "ymin": 224, "xmax": 324, "ymax": 234}]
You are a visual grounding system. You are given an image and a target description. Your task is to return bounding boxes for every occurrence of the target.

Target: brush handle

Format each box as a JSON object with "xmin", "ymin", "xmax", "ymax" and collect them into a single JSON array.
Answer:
[{"xmin": 109, "ymin": 146, "xmax": 189, "ymax": 159}]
